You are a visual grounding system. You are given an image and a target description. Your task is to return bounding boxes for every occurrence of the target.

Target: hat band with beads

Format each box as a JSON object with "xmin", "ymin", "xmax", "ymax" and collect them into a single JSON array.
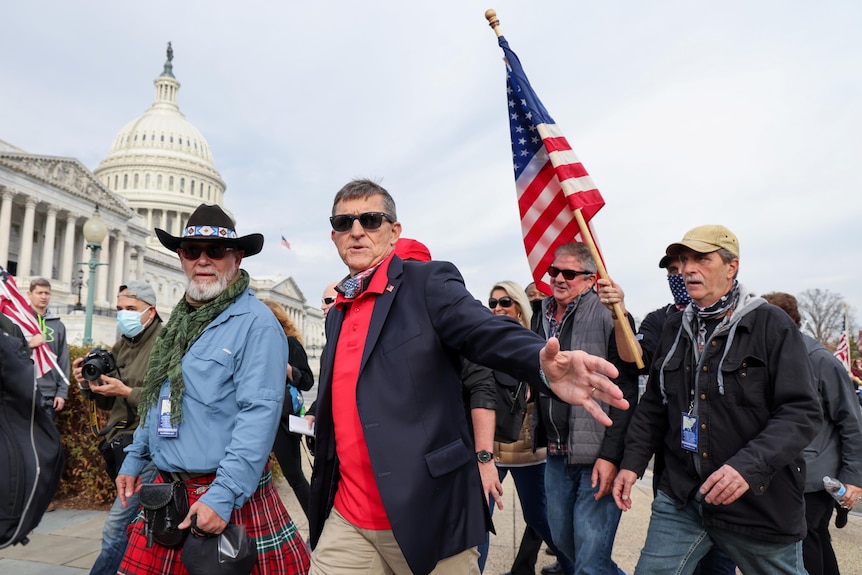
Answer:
[{"xmin": 182, "ymin": 225, "xmax": 238, "ymax": 240}]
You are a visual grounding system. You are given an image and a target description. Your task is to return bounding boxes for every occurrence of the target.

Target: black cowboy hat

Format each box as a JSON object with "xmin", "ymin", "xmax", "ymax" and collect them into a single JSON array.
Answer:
[{"xmin": 155, "ymin": 204, "xmax": 264, "ymax": 257}]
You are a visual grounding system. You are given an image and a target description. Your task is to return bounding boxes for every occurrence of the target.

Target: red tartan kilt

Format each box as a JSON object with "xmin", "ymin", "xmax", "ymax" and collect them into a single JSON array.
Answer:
[{"xmin": 119, "ymin": 466, "xmax": 310, "ymax": 575}]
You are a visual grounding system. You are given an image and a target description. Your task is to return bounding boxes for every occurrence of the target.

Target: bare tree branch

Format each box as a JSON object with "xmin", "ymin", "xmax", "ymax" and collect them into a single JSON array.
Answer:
[{"xmin": 796, "ymin": 288, "xmax": 846, "ymax": 347}]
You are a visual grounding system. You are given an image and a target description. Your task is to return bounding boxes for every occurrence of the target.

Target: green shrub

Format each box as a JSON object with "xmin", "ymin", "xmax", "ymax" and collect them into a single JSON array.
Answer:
[{"xmin": 53, "ymin": 345, "xmax": 117, "ymax": 505}]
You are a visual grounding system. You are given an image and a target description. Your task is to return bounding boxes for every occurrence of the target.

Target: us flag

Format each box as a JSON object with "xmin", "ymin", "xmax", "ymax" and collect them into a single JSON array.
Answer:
[
  {"xmin": 0, "ymin": 267, "xmax": 64, "ymax": 381},
  {"xmin": 281, "ymin": 235, "xmax": 291, "ymax": 250},
  {"xmin": 834, "ymin": 316, "xmax": 851, "ymax": 373},
  {"xmin": 497, "ymin": 35, "xmax": 605, "ymax": 293}
]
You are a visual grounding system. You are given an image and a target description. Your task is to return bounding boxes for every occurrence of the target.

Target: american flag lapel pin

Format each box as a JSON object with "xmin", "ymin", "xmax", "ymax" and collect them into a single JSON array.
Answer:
[{"xmin": 386, "ymin": 285, "xmax": 394, "ymax": 292}]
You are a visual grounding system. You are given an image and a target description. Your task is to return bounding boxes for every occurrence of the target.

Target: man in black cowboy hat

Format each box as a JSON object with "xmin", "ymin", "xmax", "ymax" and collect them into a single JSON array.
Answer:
[{"xmin": 115, "ymin": 204, "xmax": 310, "ymax": 575}]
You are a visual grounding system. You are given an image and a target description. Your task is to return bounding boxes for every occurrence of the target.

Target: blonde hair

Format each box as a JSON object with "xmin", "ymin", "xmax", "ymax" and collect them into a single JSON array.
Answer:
[
  {"xmin": 262, "ymin": 300, "xmax": 303, "ymax": 343},
  {"xmin": 489, "ymin": 280, "xmax": 531, "ymax": 328}
]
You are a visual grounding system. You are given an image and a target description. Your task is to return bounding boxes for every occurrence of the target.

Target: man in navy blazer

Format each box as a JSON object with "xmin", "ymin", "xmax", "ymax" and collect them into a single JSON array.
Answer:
[{"xmin": 308, "ymin": 179, "xmax": 629, "ymax": 575}]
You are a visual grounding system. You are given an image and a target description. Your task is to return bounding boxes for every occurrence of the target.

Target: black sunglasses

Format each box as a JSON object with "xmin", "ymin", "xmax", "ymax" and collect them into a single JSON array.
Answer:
[
  {"xmin": 330, "ymin": 212, "xmax": 395, "ymax": 233},
  {"xmin": 547, "ymin": 265, "xmax": 593, "ymax": 281},
  {"xmin": 488, "ymin": 296, "xmax": 514, "ymax": 309},
  {"xmin": 322, "ymin": 296, "xmax": 336, "ymax": 305},
  {"xmin": 177, "ymin": 245, "xmax": 236, "ymax": 260}
]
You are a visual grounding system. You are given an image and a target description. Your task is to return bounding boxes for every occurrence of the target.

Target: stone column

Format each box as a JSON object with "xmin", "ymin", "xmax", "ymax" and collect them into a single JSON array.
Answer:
[
  {"xmin": 123, "ymin": 241, "xmax": 132, "ymax": 284},
  {"xmin": 0, "ymin": 189, "xmax": 14, "ymax": 267},
  {"xmin": 19, "ymin": 198, "xmax": 37, "ymax": 277},
  {"xmin": 96, "ymin": 234, "xmax": 110, "ymax": 307},
  {"xmin": 146, "ymin": 209, "xmax": 153, "ymax": 231},
  {"xmin": 61, "ymin": 213, "xmax": 77, "ymax": 284},
  {"xmin": 40, "ymin": 207, "xmax": 58, "ymax": 279},
  {"xmin": 112, "ymin": 231, "xmax": 126, "ymax": 293},
  {"xmin": 128, "ymin": 246, "xmax": 138, "ymax": 279}
]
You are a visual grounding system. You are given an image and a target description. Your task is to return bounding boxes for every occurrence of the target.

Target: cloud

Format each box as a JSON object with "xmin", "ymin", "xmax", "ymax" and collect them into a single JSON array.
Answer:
[{"xmin": 3, "ymin": 1, "xmax": 861, "ymax": 327}]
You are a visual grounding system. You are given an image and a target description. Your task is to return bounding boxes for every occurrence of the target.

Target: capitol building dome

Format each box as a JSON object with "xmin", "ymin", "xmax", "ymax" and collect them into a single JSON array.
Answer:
[{"xmin": 94, "ymin": 43, "xmax": 226, "ymax": 243}]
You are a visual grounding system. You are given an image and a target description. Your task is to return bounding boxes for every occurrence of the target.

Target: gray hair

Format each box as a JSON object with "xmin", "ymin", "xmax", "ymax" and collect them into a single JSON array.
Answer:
[
  {"xmin": 716, "ymin": 248, "xmax": 739, "ymax": 278},
  {"xmin": 332, "ymin": 179, "xmax": 397, "ymax": 220},
  {"xmin": 554, "ymin": 242, "xmax": 596, "ymax": 274}
]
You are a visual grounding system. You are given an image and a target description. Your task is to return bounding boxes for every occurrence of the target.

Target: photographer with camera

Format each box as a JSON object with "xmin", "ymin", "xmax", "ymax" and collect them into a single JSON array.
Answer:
[{"xmin": 72, "ymin": 280, "xmax": 162, "ymax": 575}]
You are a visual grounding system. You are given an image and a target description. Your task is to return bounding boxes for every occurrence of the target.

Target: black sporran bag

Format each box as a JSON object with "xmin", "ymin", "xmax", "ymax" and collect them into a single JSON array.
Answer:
[
  {"xmin": 494, "ymin": 372, "xmax": 527, "ymax": 443},
  {"xmin": 97, "ymin": 433, "xmax": 134, "ymax": 482},
  {"xmin": 140, "ymin": 481, "xmax": 189, "ymax": 548}
]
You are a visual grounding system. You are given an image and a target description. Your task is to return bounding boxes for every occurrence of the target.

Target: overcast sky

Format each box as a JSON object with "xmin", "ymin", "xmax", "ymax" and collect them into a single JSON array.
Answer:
[{"xmin": 3, "ymin": 1, "xmax": 860, "ymax": 331}]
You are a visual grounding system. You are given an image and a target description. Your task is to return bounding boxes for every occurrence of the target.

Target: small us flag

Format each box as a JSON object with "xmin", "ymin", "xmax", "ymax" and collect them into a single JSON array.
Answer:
[
  {"xmin": 281, "ymin": 235, "xmax": 291, "ymax": 250},
  {"xmin": 0, "ymin": 266, "xmax": 67, "ymax": 384},
  {"xmin": 834, "ymin": 315, "xmax": 851, "ymax": 372}
]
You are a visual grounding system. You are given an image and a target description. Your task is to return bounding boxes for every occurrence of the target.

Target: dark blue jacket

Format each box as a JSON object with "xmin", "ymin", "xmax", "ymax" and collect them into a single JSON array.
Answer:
[{"xmin": 309, "ymin": 257, "xmax": 548, "ymax": 575}]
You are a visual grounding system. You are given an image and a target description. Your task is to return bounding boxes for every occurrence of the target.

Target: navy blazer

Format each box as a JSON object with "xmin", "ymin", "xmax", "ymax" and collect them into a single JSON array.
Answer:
[{"xmin": 309, "ymin": 256, "xmax": 548, "ymax": 575}]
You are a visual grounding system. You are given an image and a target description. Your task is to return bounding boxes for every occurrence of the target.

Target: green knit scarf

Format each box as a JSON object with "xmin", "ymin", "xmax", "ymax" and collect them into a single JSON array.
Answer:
[{"xmin": 138, "ymin": 269, "xmax": 250, "ymax": 425}]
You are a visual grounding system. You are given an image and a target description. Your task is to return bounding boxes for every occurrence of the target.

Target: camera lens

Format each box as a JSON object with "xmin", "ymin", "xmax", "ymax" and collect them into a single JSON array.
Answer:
[{"xmin": 82, "ymin": 362, "xmax": 102, "ymax": 382}]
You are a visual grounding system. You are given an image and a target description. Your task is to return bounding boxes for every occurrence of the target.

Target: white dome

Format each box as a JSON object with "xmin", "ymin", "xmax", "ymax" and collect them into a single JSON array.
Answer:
[
  {"xmin": 108, "ymin": 102, "xmax": 215, "ymax": 165},
  {"xmin": 95, "ymin": 46, "xmax": 226, "ymax": 228}
]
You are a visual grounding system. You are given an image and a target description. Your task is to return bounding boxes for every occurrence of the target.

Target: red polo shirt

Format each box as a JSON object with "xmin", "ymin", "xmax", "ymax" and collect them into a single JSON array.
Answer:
[{"xmin": 331, "ymin": 252, "xmax": 395, "ymax": 530}]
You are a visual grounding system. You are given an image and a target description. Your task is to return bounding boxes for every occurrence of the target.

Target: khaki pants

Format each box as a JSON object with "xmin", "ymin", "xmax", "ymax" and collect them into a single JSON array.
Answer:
[{"xmin": 310, "ymin": 508, "xmax": 480, "ymax": 575}]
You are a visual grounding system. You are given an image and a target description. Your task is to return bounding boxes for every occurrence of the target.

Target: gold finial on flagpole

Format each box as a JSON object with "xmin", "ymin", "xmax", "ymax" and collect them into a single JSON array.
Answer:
[{"xmin": 485, "ymin": 9, "xmax": 503, "ymax": 37}]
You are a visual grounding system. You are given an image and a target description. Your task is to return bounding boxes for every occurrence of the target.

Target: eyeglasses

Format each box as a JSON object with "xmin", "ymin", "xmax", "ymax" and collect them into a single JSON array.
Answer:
[
  {"xmin": 322, "ymin": 296, "xmax": 336, "ymax": 305},
  {"xmin": 547, "ymin": 265, "xmax": 593, "ymax": 281},
  {"xmin": 177, "ymin": 245, "xmax": 236, "ymax": 260},
  {"xmin": 488, "ymin": 296, "xmax": 514, "ymax": 309},
  {"xmin": 330, "ymin": 212, "xmax": 395, "ymax": 232}
]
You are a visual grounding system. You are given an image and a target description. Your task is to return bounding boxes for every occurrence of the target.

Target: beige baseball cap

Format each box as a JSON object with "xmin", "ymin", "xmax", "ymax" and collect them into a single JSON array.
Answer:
[{"xmin": 665, "ymin": 225, "xmax": 739, "ymax": 258}]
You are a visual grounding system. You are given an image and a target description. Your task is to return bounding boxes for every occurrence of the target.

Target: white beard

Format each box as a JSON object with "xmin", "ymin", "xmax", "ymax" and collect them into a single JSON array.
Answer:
[{"xmin": 186, "ymin": 273, "xmax": 231, "ymax": 302}]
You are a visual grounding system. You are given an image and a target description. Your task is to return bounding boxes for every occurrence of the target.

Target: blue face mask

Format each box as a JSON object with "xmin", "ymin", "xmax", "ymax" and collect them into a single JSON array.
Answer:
[
  {"xmin": 117, "ymin": 308, "xmax": 148, "ymax": 338},
  {"xmin": 667, "ymin": 273, "xmax": 691, "ymax": 307}
]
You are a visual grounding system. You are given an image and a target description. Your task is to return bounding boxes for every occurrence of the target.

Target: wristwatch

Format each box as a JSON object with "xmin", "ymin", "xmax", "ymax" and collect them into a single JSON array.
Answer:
[{"xmin": 476, "ymin": 450, "xmax": 493, "ymax": 464}]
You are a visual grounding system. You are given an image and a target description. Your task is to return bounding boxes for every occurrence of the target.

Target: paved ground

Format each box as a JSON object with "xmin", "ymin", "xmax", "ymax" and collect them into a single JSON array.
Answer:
[{"xmin": 2, "ymin": 465, "xmax": 860, "ymax": 574}]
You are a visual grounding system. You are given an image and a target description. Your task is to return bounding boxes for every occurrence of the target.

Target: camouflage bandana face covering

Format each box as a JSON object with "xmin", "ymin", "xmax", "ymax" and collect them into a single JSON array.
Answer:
[{"xmin": 138, "ymin": 269, "xmax": 250, "ymax": 425}]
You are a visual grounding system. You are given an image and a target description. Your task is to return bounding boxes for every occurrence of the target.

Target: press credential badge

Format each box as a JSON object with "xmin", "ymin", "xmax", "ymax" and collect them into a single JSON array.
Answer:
[{"xmin": 158, "ymin": 396, "xmax": 178, "ymax": 438}]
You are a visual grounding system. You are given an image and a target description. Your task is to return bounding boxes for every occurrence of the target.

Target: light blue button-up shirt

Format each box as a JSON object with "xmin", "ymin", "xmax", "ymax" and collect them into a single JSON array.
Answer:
[{"xmin": 120, "ymin": 289, "xmax": 288, "ymax": 521}]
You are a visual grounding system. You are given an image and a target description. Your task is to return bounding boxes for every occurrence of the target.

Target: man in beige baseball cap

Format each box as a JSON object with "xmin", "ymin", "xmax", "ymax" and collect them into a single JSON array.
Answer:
[
  {"xmin": 665, "ymin": 224, "xmax": 739, "ymax": 260},
  {"xmin": 662, "ymin": 225, "xmax": 740, "ymax": 308},
  {"xmin": 613, "ymin": 224, "xmax": 822, "ymax": 574}
]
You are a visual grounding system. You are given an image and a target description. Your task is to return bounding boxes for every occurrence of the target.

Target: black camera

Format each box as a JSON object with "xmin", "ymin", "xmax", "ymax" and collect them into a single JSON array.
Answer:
[{"xmin": 81, "ymin": 348, "xmax": 118, "ymax": 382}]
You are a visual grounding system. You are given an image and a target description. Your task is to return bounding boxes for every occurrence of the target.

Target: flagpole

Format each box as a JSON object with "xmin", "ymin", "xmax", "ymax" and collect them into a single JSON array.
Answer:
[
  {"xmin": 485, "ymin": 9, "xmax": 503, "ymax": 38},
  {"xmin": 486, "ymin": 9, "xmax": 644, "ymax": 369},
  {"xmin": 572, "ymin": 209, "xmax": 644, "ymax": 368}
]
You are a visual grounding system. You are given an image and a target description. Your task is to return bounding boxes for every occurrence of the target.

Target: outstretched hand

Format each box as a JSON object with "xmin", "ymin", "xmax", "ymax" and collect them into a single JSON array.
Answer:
[{"xmin": 539, "ymin": 337, "xmax": 628, "ymax": 427}]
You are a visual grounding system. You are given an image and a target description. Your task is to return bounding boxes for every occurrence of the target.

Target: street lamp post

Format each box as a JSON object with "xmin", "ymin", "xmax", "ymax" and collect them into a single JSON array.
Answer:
[
  {"xmin": 71, "ymin": 268, "xmax": 84, "ymax": 311},
  {"xmin": 80, "ymin": 207, "xmax": 108, "ymax": 346}
]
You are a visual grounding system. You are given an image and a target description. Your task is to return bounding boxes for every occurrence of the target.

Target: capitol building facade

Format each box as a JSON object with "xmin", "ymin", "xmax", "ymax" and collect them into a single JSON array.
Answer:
[{"xmin": 0, "ymin": 46, "xmax": 324, "ymax": 359}]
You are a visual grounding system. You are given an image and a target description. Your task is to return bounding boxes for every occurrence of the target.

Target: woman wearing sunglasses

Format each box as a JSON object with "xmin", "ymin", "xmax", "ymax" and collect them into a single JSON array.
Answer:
[{"xmin": 481, "ymin": 281, "xmax": 574, "ymax": 575}]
